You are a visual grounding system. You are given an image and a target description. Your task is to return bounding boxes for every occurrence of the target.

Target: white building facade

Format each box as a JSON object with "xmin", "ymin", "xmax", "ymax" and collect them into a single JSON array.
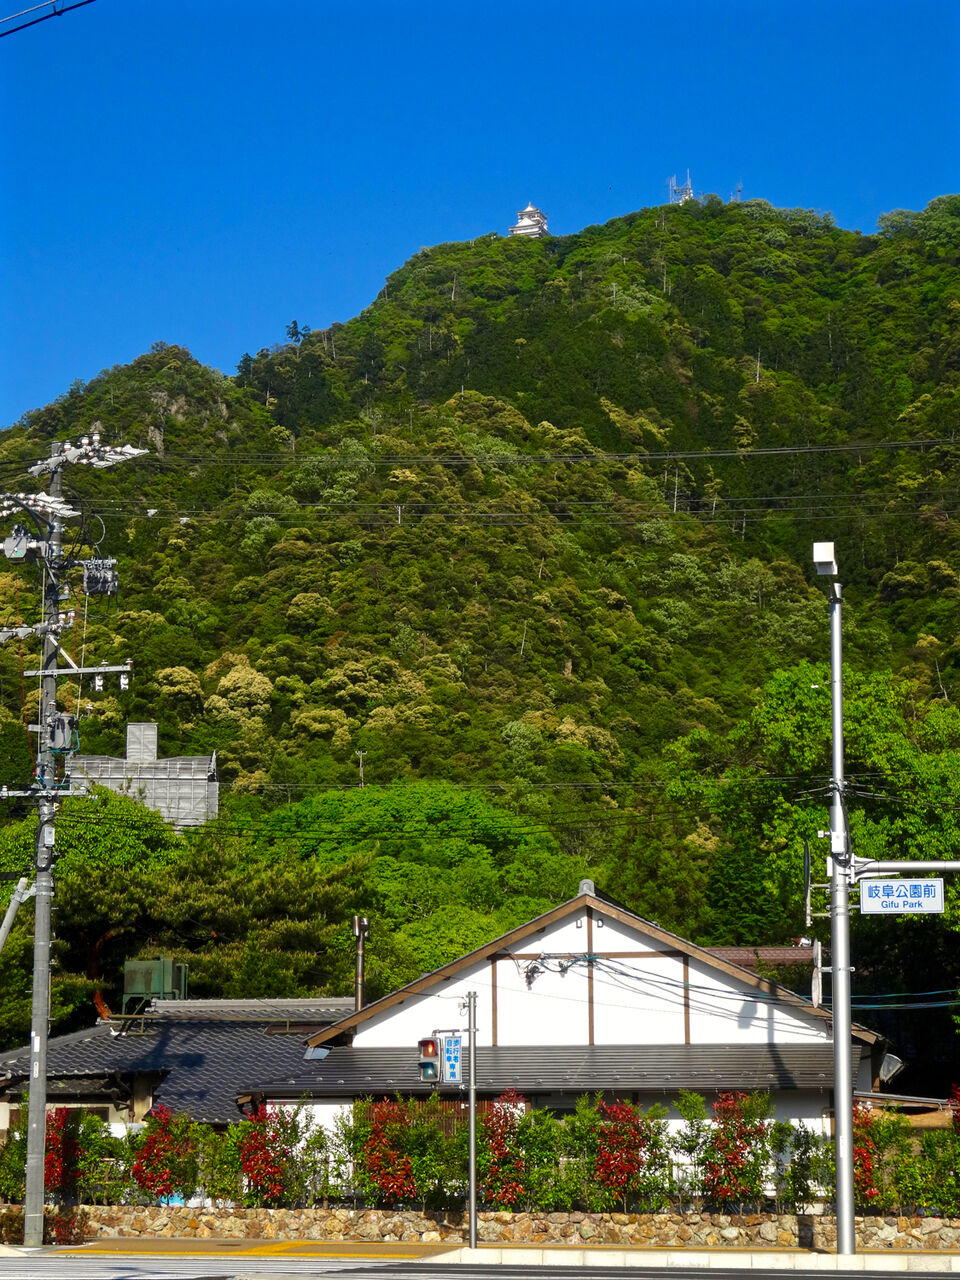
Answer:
[
  {"xmin": 247, "ymin": 883, "xmax": 880, "ymax": 1137},
  {"xmin": 508, "ymin": 203, "xmax": 548, "ymax": 238}
]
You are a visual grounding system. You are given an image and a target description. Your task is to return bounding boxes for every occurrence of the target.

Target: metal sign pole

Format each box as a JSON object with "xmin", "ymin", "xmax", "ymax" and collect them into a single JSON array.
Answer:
[{"xmin": 467, "ymin": 991, "xmax": 477, "ymax": 1249}]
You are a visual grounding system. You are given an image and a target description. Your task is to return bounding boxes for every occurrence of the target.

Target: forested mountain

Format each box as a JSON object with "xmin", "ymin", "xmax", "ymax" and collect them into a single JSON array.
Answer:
[{"xmin": 1, "ymin": 194, "xmax": 960, "ymax": 1089}]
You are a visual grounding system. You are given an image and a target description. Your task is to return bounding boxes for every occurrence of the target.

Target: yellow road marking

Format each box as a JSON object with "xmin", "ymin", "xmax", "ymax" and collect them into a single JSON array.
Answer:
[{"xmin": 62, "ymin": 1245, "xmax": 434, "ymax": 1258}]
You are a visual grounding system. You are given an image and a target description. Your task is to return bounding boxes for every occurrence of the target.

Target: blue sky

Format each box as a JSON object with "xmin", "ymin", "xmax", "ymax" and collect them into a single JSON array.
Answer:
[{"xmin": 1, "ymin": 0, "xmax": 957, "ymax": 426}]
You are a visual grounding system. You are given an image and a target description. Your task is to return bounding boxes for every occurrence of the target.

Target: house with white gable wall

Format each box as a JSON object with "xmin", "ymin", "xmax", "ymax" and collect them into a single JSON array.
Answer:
[{"xmin": 242, "ymin": 881, "xmax": 883, "ymax": 1135}]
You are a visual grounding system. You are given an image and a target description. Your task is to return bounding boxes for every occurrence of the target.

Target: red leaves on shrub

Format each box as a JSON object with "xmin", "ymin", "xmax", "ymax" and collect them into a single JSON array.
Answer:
[
  {"xmin": 361, "ymin": 1100, "xmax": 417, "ymax": 1205},
  {"xmin": 702, "ymin": 1091, "xmax": 766, "ymax": 1205},
  {"xmin": 480, "ymin": 1089, "xmax": 527, "ymax": 1208},
  {"xmin": 131, "ymin": 1105, "xmax": 185, "ymax": 1199},
  {"xmin": 238, "ymin": 1105, "xmax": 293, "ymax": 1206},
  {"xmin": 44, "ymin": 1108, "xmax": 78, "ymax": 1201},
  {"xmin": 594, "ymin": 1101, "xmax": 650, "ymax": 1199},
  {"xmin": 852, "ymin": 1102, "xmax": 881, "ymax": 1206}
]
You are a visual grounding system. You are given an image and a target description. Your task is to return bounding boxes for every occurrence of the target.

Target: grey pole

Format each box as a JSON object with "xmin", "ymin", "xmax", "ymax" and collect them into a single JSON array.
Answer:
[
  {"xmin": 23, "ymin": 813, "xmax": 53, "ymax": 1247},
  {"xmin": 467, "ymin": 990, "xmax": 477, "ymax": 1250},
  {"xmin": 855, "ymin": 859, "xmax": 960, "ymax": 875},
  {"xmin": 24, "ymin": 444, "xmax": 63, "ymax": 1248},
  {"xmin": 3, "ymin": 437, "xmax": 144, "ymax": 1247},
  {"xmin": 827, "ymin": 577, "xmax": 855, "ymax": 1256},
  {"xmin": 0, "ymin": 877, "xmax": 30, "ymax": 953},
  {"xmin": 352, "ymin": 915, "xmax": 368, "ymax": 1012}
]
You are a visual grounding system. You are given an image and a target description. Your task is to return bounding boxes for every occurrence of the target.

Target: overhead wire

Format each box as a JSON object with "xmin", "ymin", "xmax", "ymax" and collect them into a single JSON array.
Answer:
[
  {"xmin": 0, "ymin": 0, "xmax": 96, "ymax": 38},
  {"xmin": 53, "ymin": 436, "xmax": 952, "ymax": 469}
]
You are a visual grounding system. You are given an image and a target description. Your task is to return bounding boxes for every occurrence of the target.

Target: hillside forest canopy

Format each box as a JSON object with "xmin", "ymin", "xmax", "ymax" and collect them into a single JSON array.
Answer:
[{"xmin": 1, "ymin": 193, "xmax": 959, "ymax": 1092}]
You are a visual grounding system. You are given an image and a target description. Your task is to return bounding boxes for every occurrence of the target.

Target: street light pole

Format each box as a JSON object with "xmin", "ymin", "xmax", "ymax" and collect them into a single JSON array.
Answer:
[
  {"xmin": 828, "ymin": 580, "xmax": 855, "ymax": 1256},
  {"xmin": 813, "ymin": 542, "xmax": 855, "ymax": 1255},
  {"xmin": 812, "ymin": 541, "xmax": 960, "ymax": 1254}
]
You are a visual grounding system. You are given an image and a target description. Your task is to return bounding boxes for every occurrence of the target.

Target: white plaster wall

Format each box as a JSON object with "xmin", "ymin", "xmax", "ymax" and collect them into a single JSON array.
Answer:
[
  {"xmin": 660, "ymin": 1090, "xmax": 831, "ymax": 1132},
  {"xmin": 0, "ymin": 1099, "xmax": 131, "ymax": 1136},
  {"xmin": 582, "ymin": 913, "xmax": 672, "ymax": 953},
  {"xmin": 298, "ymin": 1100, "xmax": 350, "ymax": 1135},
  {"xmin": 493, "ymin": 953, "xmax": 592, "ymax": 1045},
  {"xmin": 352, "ymin": 905, "xmax": 832, "ymax": 1051},
  {"xmin": 685, "ymin": 956, "xmax": 829, "ymax": 1045},
  {"xmin": 590, "ymin": 954, "xmax": 688, "ymax": 1044},
  {"xmin": 353, "ymin": 977, "xmax": 489, "ymax": 1047}
]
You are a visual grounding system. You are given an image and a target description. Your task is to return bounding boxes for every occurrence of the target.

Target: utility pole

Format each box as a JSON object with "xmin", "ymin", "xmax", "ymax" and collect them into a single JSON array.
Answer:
[{"xmin": 0, "ymin": 435, "xmax": 145, "ymax": 1247}]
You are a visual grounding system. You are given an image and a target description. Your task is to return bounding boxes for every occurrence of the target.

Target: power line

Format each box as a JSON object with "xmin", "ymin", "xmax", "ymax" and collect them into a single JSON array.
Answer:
[
  {"xmin": 0, "ymin": 436, "xmax": 945, "ymax": 480},
  {"xmin": 81, "ymin": 437, "xmax": 952, "ymax": 469},
  {"xmin": 0, "ymin": 0, "xmax": 96, "ymax": 38}
]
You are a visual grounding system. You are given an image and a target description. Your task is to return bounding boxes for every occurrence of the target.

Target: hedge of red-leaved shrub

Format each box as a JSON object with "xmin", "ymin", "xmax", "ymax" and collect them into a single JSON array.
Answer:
[
  {"xmin": 3, "ymin": 1089, "xmax": 960, "ymax": 1215},
  {"xmin": 0, "ymin": 1205, "xmax": 88, "ymax": 1245}
]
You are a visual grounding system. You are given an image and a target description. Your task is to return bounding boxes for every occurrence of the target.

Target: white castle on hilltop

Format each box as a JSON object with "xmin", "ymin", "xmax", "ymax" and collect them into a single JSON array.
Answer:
[{"xmin": 508, "ymin": 202, "xmax": 548, "ymax": 238}]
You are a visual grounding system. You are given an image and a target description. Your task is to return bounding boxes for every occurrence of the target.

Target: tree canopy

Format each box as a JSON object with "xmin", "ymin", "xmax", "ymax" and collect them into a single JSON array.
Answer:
[{"xmin": 1, "ymin": 194, "xmax": 960, "ymax": 1089}]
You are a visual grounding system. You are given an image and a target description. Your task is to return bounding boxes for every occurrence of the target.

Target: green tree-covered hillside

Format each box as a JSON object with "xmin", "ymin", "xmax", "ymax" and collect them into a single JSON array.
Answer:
[{"xmin": 1, "ymin": 194, "xmax": 960, "ymax": 1088}]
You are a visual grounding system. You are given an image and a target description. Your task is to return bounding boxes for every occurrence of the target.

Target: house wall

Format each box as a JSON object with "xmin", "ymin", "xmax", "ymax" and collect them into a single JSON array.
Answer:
[
  {"xmin": 352, "ymin": 906, "xmax": 832, "ymax": 1051},
  {"xmin": 292, "ymin": 1090, "xmax": 831, "ymax": 1136},
  {"xmin": 0, "ymin": 1098, "xmax": 130, "ymax": 1136}
]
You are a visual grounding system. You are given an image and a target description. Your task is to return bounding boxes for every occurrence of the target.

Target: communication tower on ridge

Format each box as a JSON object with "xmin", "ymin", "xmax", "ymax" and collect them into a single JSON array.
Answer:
[{"xmin": 667, "ymin": 170, "xmax": 694, "ymax": 204}]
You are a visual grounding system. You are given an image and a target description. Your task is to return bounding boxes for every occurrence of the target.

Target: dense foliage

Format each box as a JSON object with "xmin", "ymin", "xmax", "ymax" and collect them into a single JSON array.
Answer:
[
  {"xmin": 0, "ymin": 193, "xmax": 959, "ymax": 1085},
  {"xmin": 2, "ymin": 1093, "xmax": 959, "ymax": 1217}
]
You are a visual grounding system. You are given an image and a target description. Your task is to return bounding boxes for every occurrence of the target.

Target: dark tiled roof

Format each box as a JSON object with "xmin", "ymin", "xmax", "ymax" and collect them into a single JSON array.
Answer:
[
  {"xmin": 146, "ymin": 998, "xmax": 355, "ymax": 1023},
  {"xmin": 0, "ymin": 1018, "xmax": 325, "ymax": 1125},
  {"xmin": 248, "ymin": 1043, "xmax": 851, "ymax": 1101},
  {"xmin": 707, "ymin": 947, "xmax": 815, "ymax": 968}
]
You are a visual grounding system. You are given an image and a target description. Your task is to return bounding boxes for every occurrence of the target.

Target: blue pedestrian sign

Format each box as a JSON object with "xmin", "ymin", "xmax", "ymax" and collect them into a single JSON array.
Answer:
[
  {"xmin": 859, "ymin": 878, "xmax": 944, "ymax": 915},
  {"xmin": 442, "ymin": 1036, "xmax": 462, "ymax": 1083}
]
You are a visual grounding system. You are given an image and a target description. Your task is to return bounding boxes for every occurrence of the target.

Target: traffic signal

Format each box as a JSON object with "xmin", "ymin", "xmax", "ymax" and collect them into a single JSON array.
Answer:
[{"xmin": 418, "ymin": 1037, "xmax": 440, "ymax": 1082}]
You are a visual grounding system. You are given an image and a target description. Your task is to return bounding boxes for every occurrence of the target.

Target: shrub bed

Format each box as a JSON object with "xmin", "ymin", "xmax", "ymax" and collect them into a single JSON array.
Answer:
[{"xmin": 2, "ymin": 1090, "xmax": 960, "ymax": 1218}]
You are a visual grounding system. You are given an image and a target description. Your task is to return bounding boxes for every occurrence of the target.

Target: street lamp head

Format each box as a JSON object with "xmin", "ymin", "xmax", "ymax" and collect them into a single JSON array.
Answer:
[{"xmin": 812, "ymin": 541, "xmax": 838, "ymax": 576}]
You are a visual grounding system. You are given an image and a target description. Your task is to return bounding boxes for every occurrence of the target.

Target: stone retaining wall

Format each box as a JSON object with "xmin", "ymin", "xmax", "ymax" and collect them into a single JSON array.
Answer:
[{"xmin": 76, "ymin": 1206, "xmax": 960, "ymax": 1250}]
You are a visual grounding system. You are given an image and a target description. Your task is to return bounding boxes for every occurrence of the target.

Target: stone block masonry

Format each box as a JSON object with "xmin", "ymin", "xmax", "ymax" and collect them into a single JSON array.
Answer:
[{"xmin": 75, "ymin": 1206, "xmax": 960, "ymax": 1249}]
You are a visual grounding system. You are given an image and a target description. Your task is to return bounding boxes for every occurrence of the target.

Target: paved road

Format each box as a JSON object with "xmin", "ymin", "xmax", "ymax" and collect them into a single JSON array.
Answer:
[
  {"xmin": 0, "ymin": 1251, "xmax": 375, "ymax": 1279},
  {"xmin": 0, "ymin": 1243, "xmax": 420, "ymax": 1280},
  {"xmin": 3, "ymin": 1257, "xmax": 959, "ymax": 1280},
  {"xmin": 375, "ymin": 1266, "xmax": 958, "ymax": 1280}
]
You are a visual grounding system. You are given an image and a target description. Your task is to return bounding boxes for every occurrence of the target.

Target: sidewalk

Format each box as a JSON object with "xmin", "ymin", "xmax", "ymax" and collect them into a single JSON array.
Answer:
[
  {"xmin": 5, "ymin": 1238, "xmax": 960, "ymax": 1271},
  {"xmin": 434, "ymin": 1244, "xmax": 960, "ymax": 1270}
]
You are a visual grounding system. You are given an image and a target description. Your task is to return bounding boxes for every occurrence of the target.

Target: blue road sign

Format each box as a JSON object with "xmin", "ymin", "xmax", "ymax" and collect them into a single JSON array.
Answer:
[{"xmin": 442, "ymin": 1035, "xmax": 462, "ymax": 1083}]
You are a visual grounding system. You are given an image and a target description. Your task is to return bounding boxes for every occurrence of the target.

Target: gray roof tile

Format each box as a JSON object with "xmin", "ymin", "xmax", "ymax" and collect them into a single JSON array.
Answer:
[
  {"xmin": 248, "ymin": 1043, "xmax": 852, "ymax": 1100},
  {"xmin": 0, "ymin": 1005, "xmax": 346, "ymax": 1124}
]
